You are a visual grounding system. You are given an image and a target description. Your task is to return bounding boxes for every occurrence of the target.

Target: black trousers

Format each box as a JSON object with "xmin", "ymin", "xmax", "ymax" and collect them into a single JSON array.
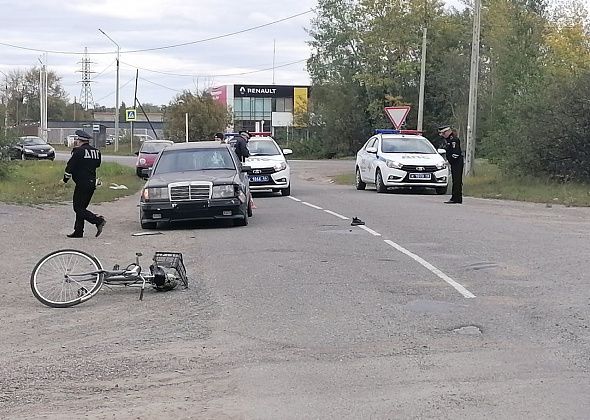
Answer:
[
  {"xmin": 72, "ymin": 182, "xmax": 101, "ymax": 234},
  {"xmin": 450, "ymin": 158, "xmax": 464, "ymax": 202}
]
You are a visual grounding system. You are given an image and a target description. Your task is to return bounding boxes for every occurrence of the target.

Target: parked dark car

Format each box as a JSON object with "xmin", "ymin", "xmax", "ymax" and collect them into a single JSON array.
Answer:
[
  {"xmin": 9, "ymin": 136, "xmax": 55, "ymax": 160},
  {"xmin": 139, "ymin": 142, "xmax": 252, "ymax": 229},
  {"xmin": 135, "ymin": 139, "xmax": 174, "ymax": 177}
]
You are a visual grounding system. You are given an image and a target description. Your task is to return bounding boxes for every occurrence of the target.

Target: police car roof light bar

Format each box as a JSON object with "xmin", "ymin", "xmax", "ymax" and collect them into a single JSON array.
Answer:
[{"xmin": 374, "ymin": 129, "xmax": 423, "ymax": 135}]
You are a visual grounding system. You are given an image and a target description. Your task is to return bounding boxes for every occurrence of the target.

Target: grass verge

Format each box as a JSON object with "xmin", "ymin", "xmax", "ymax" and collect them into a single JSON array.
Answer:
[
  {"xmin": 52, "ymin": 143, "xmax": 137, "ymax": 156},
  {"xmin": 0, "ymin": 160, "xmax": 144, "ymax": 205},
  {"xmin": 331, "ymin": 160, "xmax": 590, "ymax": 207}
]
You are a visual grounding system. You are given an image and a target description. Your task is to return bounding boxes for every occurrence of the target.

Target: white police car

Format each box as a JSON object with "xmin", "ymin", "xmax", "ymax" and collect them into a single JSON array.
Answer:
[
  {"xmin": 355, "ymin": 129, "xmax": 449, "ymax": 194},
  {"xmin": 245, "ymin": 136, "xmax": 292, "ymax": 196}
]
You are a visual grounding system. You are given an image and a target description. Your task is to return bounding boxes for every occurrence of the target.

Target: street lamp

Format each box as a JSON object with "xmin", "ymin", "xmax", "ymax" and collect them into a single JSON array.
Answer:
[
  {"xmin": 0, "ymin": 70, "xmax": 8, "ymax": 139},
  {"xmin": 99, "ymin": 29, "xmax": 120, "ymax": 152}
]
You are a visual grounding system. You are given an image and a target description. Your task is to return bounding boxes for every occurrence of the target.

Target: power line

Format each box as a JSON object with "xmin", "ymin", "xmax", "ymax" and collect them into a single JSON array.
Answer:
[
  {"xmin": 92, "ymin": 59, "xmax": 116, "ymax": 80},
  {"xmin": 0, "ymin": 9, "xmax": 313, "ymax": 56},
  {"xmin": 138, "ymin": 76, "xmax": 184, "ymax": 93},
  {"xmin": 120, "ymin": 58, "xmax": 308, "ymax": 78},
  {"xmin": 94, "ymin": 75, "xmax": 136, "ymax": 103}
]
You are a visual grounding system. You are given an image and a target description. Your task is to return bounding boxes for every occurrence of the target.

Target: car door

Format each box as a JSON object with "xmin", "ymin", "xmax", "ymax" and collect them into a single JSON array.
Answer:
[{"xmin": 362, "ymin": 137, "xmax": 378, "ymax": 181}]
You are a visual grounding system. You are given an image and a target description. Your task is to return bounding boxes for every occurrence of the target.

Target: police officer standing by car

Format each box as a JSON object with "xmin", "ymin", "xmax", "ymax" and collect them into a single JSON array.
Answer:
[
  {"xmin": 438, "ymin": 125, "xmax": 463, "ymax": 204},
  {"xmin": 233, "ymin": 130, "xmax": 251, "ymax": 162},
  {"xmin": 61, "ymin": 130, "xmax": 106, "ymax": 238}
]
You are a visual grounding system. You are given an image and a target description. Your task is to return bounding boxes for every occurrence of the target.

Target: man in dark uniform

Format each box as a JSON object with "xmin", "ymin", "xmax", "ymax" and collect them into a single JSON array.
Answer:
[
  {"xmin": 61, "ymin": 130, "xmax": 106, "ymax": 238},
  {"xmin": 438, "ymin": 125, "xmax": 463, "ymax": 204},
  {"xmin": 233, "ymin": 130, "xmax": 251, "ymax": 162}
]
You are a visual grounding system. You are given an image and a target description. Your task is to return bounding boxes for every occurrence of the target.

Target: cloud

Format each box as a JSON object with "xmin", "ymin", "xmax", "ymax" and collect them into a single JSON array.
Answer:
[{"xmin": 0, "ymin": 1, "xmax": 315, "ymax": 105}]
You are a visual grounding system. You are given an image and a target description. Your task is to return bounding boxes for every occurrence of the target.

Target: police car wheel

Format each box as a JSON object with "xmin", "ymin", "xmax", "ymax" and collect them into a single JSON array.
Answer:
[
  {"xmin": 355, "ymin": 168, "xmax": 366, "ymax": 190},
  {"xmin": 375, "ymin": 170, "xmax": 387, "ymax": 193}
]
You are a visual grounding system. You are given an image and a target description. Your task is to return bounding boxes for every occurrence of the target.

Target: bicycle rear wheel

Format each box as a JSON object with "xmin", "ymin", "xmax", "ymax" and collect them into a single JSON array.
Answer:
[{"xmin": 31, "ymin": 249, "xmax": 104, "ymax": 308}]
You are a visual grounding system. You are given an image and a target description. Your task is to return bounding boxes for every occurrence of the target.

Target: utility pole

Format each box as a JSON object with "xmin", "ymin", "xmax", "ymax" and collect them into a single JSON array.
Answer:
[
  {"xmin": 0, "ymin": 70, "xmax": 8, "ymax": 138},
  {"xmin": 185, "ymin": 113, "xmax": 189, "ymax": 142},
  {"xmin": 131, "ymin": 69, "xmax": 138, "ymax": 154},
  {"xmin": 38, "ymin": 55, "xmax": 48, "ymax": 142},
  {"xmin": 272, "ymin": 39, "xmax": 276, "ymax": 85},
  {"xmin": 99, "ymin": 29, "xmax": 120, "ymax": 152},
  {"xmin": 417, "ymin": 27, "xmax": 427, "ymax": 132},
  {"xmin": 465, "ymin": 0, "xmax": 481, "ymax": 176}
]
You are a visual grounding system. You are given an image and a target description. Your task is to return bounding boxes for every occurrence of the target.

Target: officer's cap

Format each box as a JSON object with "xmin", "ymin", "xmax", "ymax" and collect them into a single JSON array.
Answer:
[
  {"xmin": 238, "ymin": 130, "xmax": 251, "ymax": 139},
  {"xmin": 75, "ymin": 130, "xmax": 92, "ymax": 141},
  {"xmin": 437, "ymin": 125, "xmax": 451, "ymax": 133}
]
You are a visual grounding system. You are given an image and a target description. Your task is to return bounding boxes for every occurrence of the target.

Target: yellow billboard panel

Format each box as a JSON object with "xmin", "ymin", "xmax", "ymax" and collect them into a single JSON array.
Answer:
[{"xmin": 293, "ymin": 87, "xmax": 308, "ymax": 127}]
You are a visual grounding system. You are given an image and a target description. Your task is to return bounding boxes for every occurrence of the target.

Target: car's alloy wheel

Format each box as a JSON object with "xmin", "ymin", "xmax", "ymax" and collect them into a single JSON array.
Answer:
[{"xmin": 355, "ymin": 168, "xmax": 366, "ymax": 190}]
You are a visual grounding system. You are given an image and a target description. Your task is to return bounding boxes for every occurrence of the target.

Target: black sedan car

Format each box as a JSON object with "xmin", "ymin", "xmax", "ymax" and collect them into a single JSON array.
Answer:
[
  {"xmin": 10, "ymin": 136, "xmax": 55, "ymax": 160},
  {"xmin": 139, "ymin": 142, "xmax": 252, "ymax": 228}
]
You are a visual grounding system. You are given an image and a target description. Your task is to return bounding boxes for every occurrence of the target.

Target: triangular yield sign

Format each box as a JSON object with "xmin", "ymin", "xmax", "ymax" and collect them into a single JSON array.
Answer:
[{"xmin": 384, "ymin": 106, "xmax": 411, "ymax": 129}]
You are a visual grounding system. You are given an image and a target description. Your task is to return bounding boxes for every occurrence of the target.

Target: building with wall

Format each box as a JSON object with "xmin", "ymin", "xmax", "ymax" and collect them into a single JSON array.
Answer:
[{"xmin": 210, "ymin": 84, "xmax": 309, "ymax": 134}]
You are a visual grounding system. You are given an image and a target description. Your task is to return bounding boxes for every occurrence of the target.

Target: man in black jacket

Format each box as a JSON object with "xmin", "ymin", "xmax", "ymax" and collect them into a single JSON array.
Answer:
[
  {"xmin": 438, "ymin": 125, "xmax": 463, "ymax": 204},
  {"xmin": 61, "ymin": 130, "xmax": 106, "ymax": 238},
  {"xmin": 233, "ymin": 130, "xmax": 251, "ymax": 162}
]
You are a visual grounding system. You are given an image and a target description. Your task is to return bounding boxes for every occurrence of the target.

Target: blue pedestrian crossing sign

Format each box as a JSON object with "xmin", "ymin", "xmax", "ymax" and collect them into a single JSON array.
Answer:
[{"xmin": 126, "ymin": 109, "xmax": 137, "ymax": 122}]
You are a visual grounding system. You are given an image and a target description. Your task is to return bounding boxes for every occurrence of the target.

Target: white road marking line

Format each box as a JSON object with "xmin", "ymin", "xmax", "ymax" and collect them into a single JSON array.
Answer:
[
  {"xmin": 324, "ymin": 209, "xmax": 349, "ymax": 220},
  {"xmin": 384, "ymin": 239, "xmax": 476, "ymax": 299},
  {"xmin": 302, "ymin": 202, "xmax": 323, "ymax": 210},
  {"xmin": 288, "ymin": 197, "xmax": 302, "ymax": 202},
  {"xmin": 357, "ymin": 225, "xmax": 381, "ymax": 236}
]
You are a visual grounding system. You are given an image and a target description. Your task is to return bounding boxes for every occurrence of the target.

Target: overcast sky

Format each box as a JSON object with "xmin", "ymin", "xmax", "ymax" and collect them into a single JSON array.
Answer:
[
  {"xmin": 0, "ymin": 0, "xmax": 470, "ymax": 108},
  {"xmin": 0, "ymin": 0, "xmax": 318, "ymax": 107}
]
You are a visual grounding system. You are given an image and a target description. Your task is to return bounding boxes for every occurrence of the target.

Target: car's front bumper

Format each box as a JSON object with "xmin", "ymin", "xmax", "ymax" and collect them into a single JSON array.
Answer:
[
  {"xmin": 24, "ymin": 151, "xmax": 55, "ymax": 160},
  {"xmin": 140, "ymin": 198, "xmax": 245, "ymax": 223},
  {"xmin": 382, "ymin": 167, "xmax": 449, "ymax": 187},
  {"xmin": 248, "ymin": 168, "xmax": 290, "ymax": 190}
]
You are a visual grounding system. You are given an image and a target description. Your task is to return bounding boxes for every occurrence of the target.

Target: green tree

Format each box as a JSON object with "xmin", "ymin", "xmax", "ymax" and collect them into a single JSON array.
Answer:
[{"xmin": 164, "ymin": 91, "xmax": 230, "ymax": 141}]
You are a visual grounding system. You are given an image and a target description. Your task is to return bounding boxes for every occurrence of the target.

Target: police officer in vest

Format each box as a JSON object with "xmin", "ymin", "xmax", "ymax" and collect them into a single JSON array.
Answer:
[
  {"xmin": 62, "ymin": 130, "xmax": 106, "ymax": 238},
  {"xmin": 438, "ymin": 125, "xmax": 463, "ymax": 204}
]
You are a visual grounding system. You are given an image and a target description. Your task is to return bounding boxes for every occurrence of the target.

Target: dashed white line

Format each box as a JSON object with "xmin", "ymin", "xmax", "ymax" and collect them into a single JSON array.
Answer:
[
  {"xmin": 324, "ymin": 209, "xmax": 349, "ymax": 220},
  {"xmin": 302, "ymin": 202, "xmax": 323, "ymax": 210},
  {"xmin": 357, "ymin": 225, "xmax": 381, "ymax": 236},
  {"xmin": 287, "ymin": 196, "xmax": 475, "ymax": 298},
  {"xmin": 384, "ymin": 240, "xmax": 476, "ymax": 298}
]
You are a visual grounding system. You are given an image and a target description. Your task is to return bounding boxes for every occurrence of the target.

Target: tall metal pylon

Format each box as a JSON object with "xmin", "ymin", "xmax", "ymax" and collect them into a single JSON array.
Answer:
[{"xmin": 77, "ymin": 47, "xmax": 95, "ymax": 110}]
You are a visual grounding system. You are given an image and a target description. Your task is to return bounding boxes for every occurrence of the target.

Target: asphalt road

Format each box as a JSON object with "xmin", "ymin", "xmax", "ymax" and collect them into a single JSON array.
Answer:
[{"xmin": 2, "ymin": 157, "xmax": 589, "ymax": 418}]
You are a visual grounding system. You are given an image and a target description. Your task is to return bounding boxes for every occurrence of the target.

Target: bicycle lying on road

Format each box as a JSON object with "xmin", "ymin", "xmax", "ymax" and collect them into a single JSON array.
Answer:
[{"xmin": 31, "ymin": 249, "xmax": 189, "ymax": 308}]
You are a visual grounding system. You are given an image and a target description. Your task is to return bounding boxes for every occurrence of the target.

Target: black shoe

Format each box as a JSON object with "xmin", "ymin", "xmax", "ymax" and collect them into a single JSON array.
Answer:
[
  {"xmin": 444, "ymin": 200, "xmax": 462, "ymax": 204},
  {"xmin": 351, "ymin": 217, "xmax": 365, "ymax": 226},
  {"xmin": 95, "ymin": 217, "xmax": 106, "ymax": 237},
  {"xmin": 67, "ymin": 232, "xmax": 83, "ymax": 238}
]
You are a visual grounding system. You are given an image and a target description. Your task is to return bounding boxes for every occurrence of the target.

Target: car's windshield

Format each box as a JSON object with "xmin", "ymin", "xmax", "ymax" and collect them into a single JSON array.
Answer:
[
  {"xmin": 381, "ymin": 137, "xmax": 436, "ymax": 154},
  {"xmin": 22, "ymin": 137, "xmax": 46, "ymax": 146},
  {"xmin": 141, "ymin": 142, "xmax": 172, "ymax": 154},
  {"xmin": 248, "ymin": 140, "xmax": 280, "ymax": 156},
  {"xmin": 154, "ymin": 148, "xmax": 236, "ymax": 174}
]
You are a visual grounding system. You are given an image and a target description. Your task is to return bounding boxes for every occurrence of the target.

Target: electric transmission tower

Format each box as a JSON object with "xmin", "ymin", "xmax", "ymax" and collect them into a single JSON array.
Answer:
[{"xmin": 77, "ymin": 47, "xmax": 95, "ymax": 110}]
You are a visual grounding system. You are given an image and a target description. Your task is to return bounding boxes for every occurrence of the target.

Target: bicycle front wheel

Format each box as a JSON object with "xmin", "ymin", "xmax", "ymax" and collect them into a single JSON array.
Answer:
[{"xmin": 31, "ymin": 249, "xmax": 104, "ymax": 308}]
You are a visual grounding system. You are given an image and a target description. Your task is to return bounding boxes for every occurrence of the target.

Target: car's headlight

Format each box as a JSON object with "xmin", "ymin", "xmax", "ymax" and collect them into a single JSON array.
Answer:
[
  {"xmin": 212, "ymin": 184, "xmax": 236, "ymax": 198},
  {"xmin": 385, "ymin": 160, "xmax": 402, "ymax": 169},
  {"xmin": 142, "ymin": 187, "xmax": 169, "ymax": 201},
  {"xmin": 273, "ymin": 161, "xmax": 287, "ymax": 171},
  {"xmin": 24, "ymin": 148, "xmax": 34, "ymax": 153},
  {"xmin": 436, "ymin": 162, "xmax": 448, "ymax": 169}
]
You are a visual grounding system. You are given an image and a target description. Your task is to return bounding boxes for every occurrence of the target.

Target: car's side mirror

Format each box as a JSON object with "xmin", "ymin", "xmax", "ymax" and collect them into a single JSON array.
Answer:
[
  {"xmin": 241, "ymin": 165, "xmax": 251, "ymax": 172},
  {"xmin": 437, "ymin": 149, "xmax": 446, "ymax": 155},
  {"xmin": 283, "ymin": 148, "xmax": 293, "ymax": 155},
  {"xmin": 141, "ymin": 168, "xmax": 152, "ymax": 179},
  {"xmin": 134, "ymin": 151, "xmax": 139, "ymax": 156},
  {"xmin": 366, "ymin": 147, "xmax": 377, "ymax": 154}
]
